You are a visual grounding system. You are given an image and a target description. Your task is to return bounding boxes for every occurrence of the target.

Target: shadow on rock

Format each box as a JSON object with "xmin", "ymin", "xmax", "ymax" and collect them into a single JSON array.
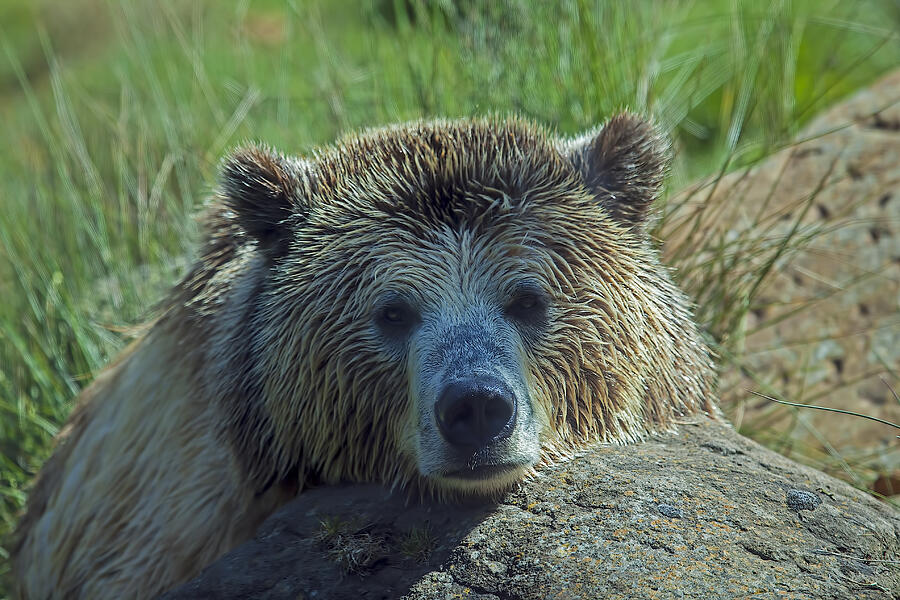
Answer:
[{"xmin": 159, "ymin": 484, "xmax": 496, "ymax": 599}]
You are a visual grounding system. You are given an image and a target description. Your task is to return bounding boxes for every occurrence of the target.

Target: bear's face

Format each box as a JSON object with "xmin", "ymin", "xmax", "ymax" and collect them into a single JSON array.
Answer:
[
  {"xmin": 367, "ymin": 218, "xmax": 551, "ymax": 492},
  {"xmin": 206, "ymin": 115, "xmax": 715, "ymax": 496}
]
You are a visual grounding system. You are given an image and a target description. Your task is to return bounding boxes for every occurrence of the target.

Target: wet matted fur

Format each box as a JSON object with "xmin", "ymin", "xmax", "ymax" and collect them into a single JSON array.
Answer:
[{"xmin": 12, "ymin": 113, "xmax": 717, "ymax": 599}]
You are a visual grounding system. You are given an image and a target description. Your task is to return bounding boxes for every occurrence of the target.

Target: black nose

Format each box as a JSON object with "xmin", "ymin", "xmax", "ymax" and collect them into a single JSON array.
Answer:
[{"xmin": 435, "ymin": 377, "xmax": 516, "ymax": 449}]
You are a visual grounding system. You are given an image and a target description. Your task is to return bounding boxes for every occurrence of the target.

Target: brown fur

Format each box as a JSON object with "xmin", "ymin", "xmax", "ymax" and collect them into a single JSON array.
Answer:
[{"xmin": 12, "ymin": 114, "xmax": 717, "ymax": 599}]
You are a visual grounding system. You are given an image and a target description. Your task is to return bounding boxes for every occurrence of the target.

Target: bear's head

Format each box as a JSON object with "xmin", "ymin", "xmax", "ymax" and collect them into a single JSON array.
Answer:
[{"xmin": 179, "ymin": 114, "xmax": 716, "ymax": 498}]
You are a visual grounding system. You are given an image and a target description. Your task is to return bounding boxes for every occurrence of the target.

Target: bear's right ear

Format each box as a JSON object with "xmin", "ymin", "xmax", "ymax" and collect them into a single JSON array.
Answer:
[{"xmin": 220, "ymin": 144, "xmax": 310, "ymax": 256}]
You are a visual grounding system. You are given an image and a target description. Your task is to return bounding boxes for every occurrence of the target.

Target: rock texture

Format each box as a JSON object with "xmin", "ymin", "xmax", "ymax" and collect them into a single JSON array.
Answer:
[
  {"xmin": 662, "ymin": 70, "xmax": 900, "ymax": 483},
  {"xmin": 161, "ymin": 420, "xmax": 899, "ymax": 600}
]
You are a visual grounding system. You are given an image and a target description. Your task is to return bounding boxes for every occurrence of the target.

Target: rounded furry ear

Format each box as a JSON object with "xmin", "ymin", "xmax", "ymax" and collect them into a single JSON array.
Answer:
[
  {"xmin": 564, "ymin": 113, "xmax": 670, "ymax": 229},
  {"xmin": 219, "ymin": 144, "xmax": 310, "ymax": 255}
]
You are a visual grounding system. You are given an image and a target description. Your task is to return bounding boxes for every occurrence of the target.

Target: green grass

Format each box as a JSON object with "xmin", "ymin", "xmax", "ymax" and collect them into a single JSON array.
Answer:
[{"xmin": 1, "ymin": 0, "xmax": 898, "ymax": 590}]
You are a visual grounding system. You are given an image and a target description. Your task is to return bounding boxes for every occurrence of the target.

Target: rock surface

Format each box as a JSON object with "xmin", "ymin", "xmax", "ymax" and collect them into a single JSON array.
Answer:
[
  {"xmin": 160, "ymin": 420, "xmax": 900, "ymax": 599},
  {"xmin": 662, "ymin": 70, "xmax": 900, "ymax": 481}
]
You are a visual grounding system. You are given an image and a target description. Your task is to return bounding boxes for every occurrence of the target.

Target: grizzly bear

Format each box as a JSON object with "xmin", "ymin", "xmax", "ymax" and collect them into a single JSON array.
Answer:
[{"xmin": 12, "ymin": 113, "xmax": 717, "ymax": 599}]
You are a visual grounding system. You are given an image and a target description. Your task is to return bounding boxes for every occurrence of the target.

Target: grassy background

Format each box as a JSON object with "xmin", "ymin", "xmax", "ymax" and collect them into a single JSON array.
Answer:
[{"xmin": 1, "ymin": 0, "xmax": 898, "ymax": 589}]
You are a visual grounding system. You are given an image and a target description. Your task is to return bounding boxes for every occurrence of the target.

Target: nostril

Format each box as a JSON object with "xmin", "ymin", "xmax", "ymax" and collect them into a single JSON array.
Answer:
[
  {"xmin": 483, "ymin": 390, "xmax": 513, "ymax": 433},
  {"xmin": 435, "ymin": 378, "xmax": 516, "ymax": 449},
  {"xmin": 441, "ymin": 399, "xmax": 474, "ymax": 433}
]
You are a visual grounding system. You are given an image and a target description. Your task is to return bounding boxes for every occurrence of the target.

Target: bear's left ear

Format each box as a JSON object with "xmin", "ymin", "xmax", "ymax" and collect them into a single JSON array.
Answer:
[
  {"xmin": 563, "ymin": 113, "xmax": 669, "ymax": 229},
  {"xmin": 220, "ymin": 144, "xmax": 312, "ymax": 257}
]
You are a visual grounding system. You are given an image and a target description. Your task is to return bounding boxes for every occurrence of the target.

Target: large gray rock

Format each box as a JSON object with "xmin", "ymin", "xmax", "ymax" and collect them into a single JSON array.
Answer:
[{"xmin": 161, "ymin": 420, "xmax": 899, "ymax": 599}]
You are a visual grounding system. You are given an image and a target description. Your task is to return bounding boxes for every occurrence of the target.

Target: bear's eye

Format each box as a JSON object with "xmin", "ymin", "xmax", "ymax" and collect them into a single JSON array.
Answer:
[
  {"xmin": 504, "ymin": 286, "xmax": 549, "ymax": 327},
  {"xmin": 516, "ymin": 295, "xmax": 538, "ymax": 310},
  {"xmin": 373, "ymin": 297, "xmax": 419, "ymax": 338},
  {"xmin": 383, "ymin": 307, "xmax": 405, "ymax": 323}
]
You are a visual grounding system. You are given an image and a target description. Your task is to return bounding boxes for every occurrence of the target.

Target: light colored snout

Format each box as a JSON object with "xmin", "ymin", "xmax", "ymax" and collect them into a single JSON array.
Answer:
[{"xmin": 411, "ymin": 315, "xmax": 541, "ymax": 490}]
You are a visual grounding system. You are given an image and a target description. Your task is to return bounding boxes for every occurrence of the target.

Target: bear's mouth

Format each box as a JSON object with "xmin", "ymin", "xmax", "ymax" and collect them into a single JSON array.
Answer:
[{"xmin": 442, "ymin": 462, "xmax": 525, "ymax": 481}]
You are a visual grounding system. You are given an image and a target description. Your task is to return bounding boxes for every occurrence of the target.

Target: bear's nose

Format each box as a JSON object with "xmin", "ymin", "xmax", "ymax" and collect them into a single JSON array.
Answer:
[{"xmin": 435, "ymin": 377, "xmax": 516, "ymax": 449}]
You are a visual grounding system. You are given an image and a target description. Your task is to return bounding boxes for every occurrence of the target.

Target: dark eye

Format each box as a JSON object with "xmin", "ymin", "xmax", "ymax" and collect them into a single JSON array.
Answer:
[
  {"xmin": 516, "ymin": 294, "xmax": 538, "ymax": 310},
  {"xmin": 382, "ymin": 306, "xmax": 406, "ymax": 323},
  {"xmin": 504, "ymin": 286, "xmax": 548, "ymax": 327},
  {"xmin": 373, "ymin": 297, "xmax": 419, "ymax": 338}
]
